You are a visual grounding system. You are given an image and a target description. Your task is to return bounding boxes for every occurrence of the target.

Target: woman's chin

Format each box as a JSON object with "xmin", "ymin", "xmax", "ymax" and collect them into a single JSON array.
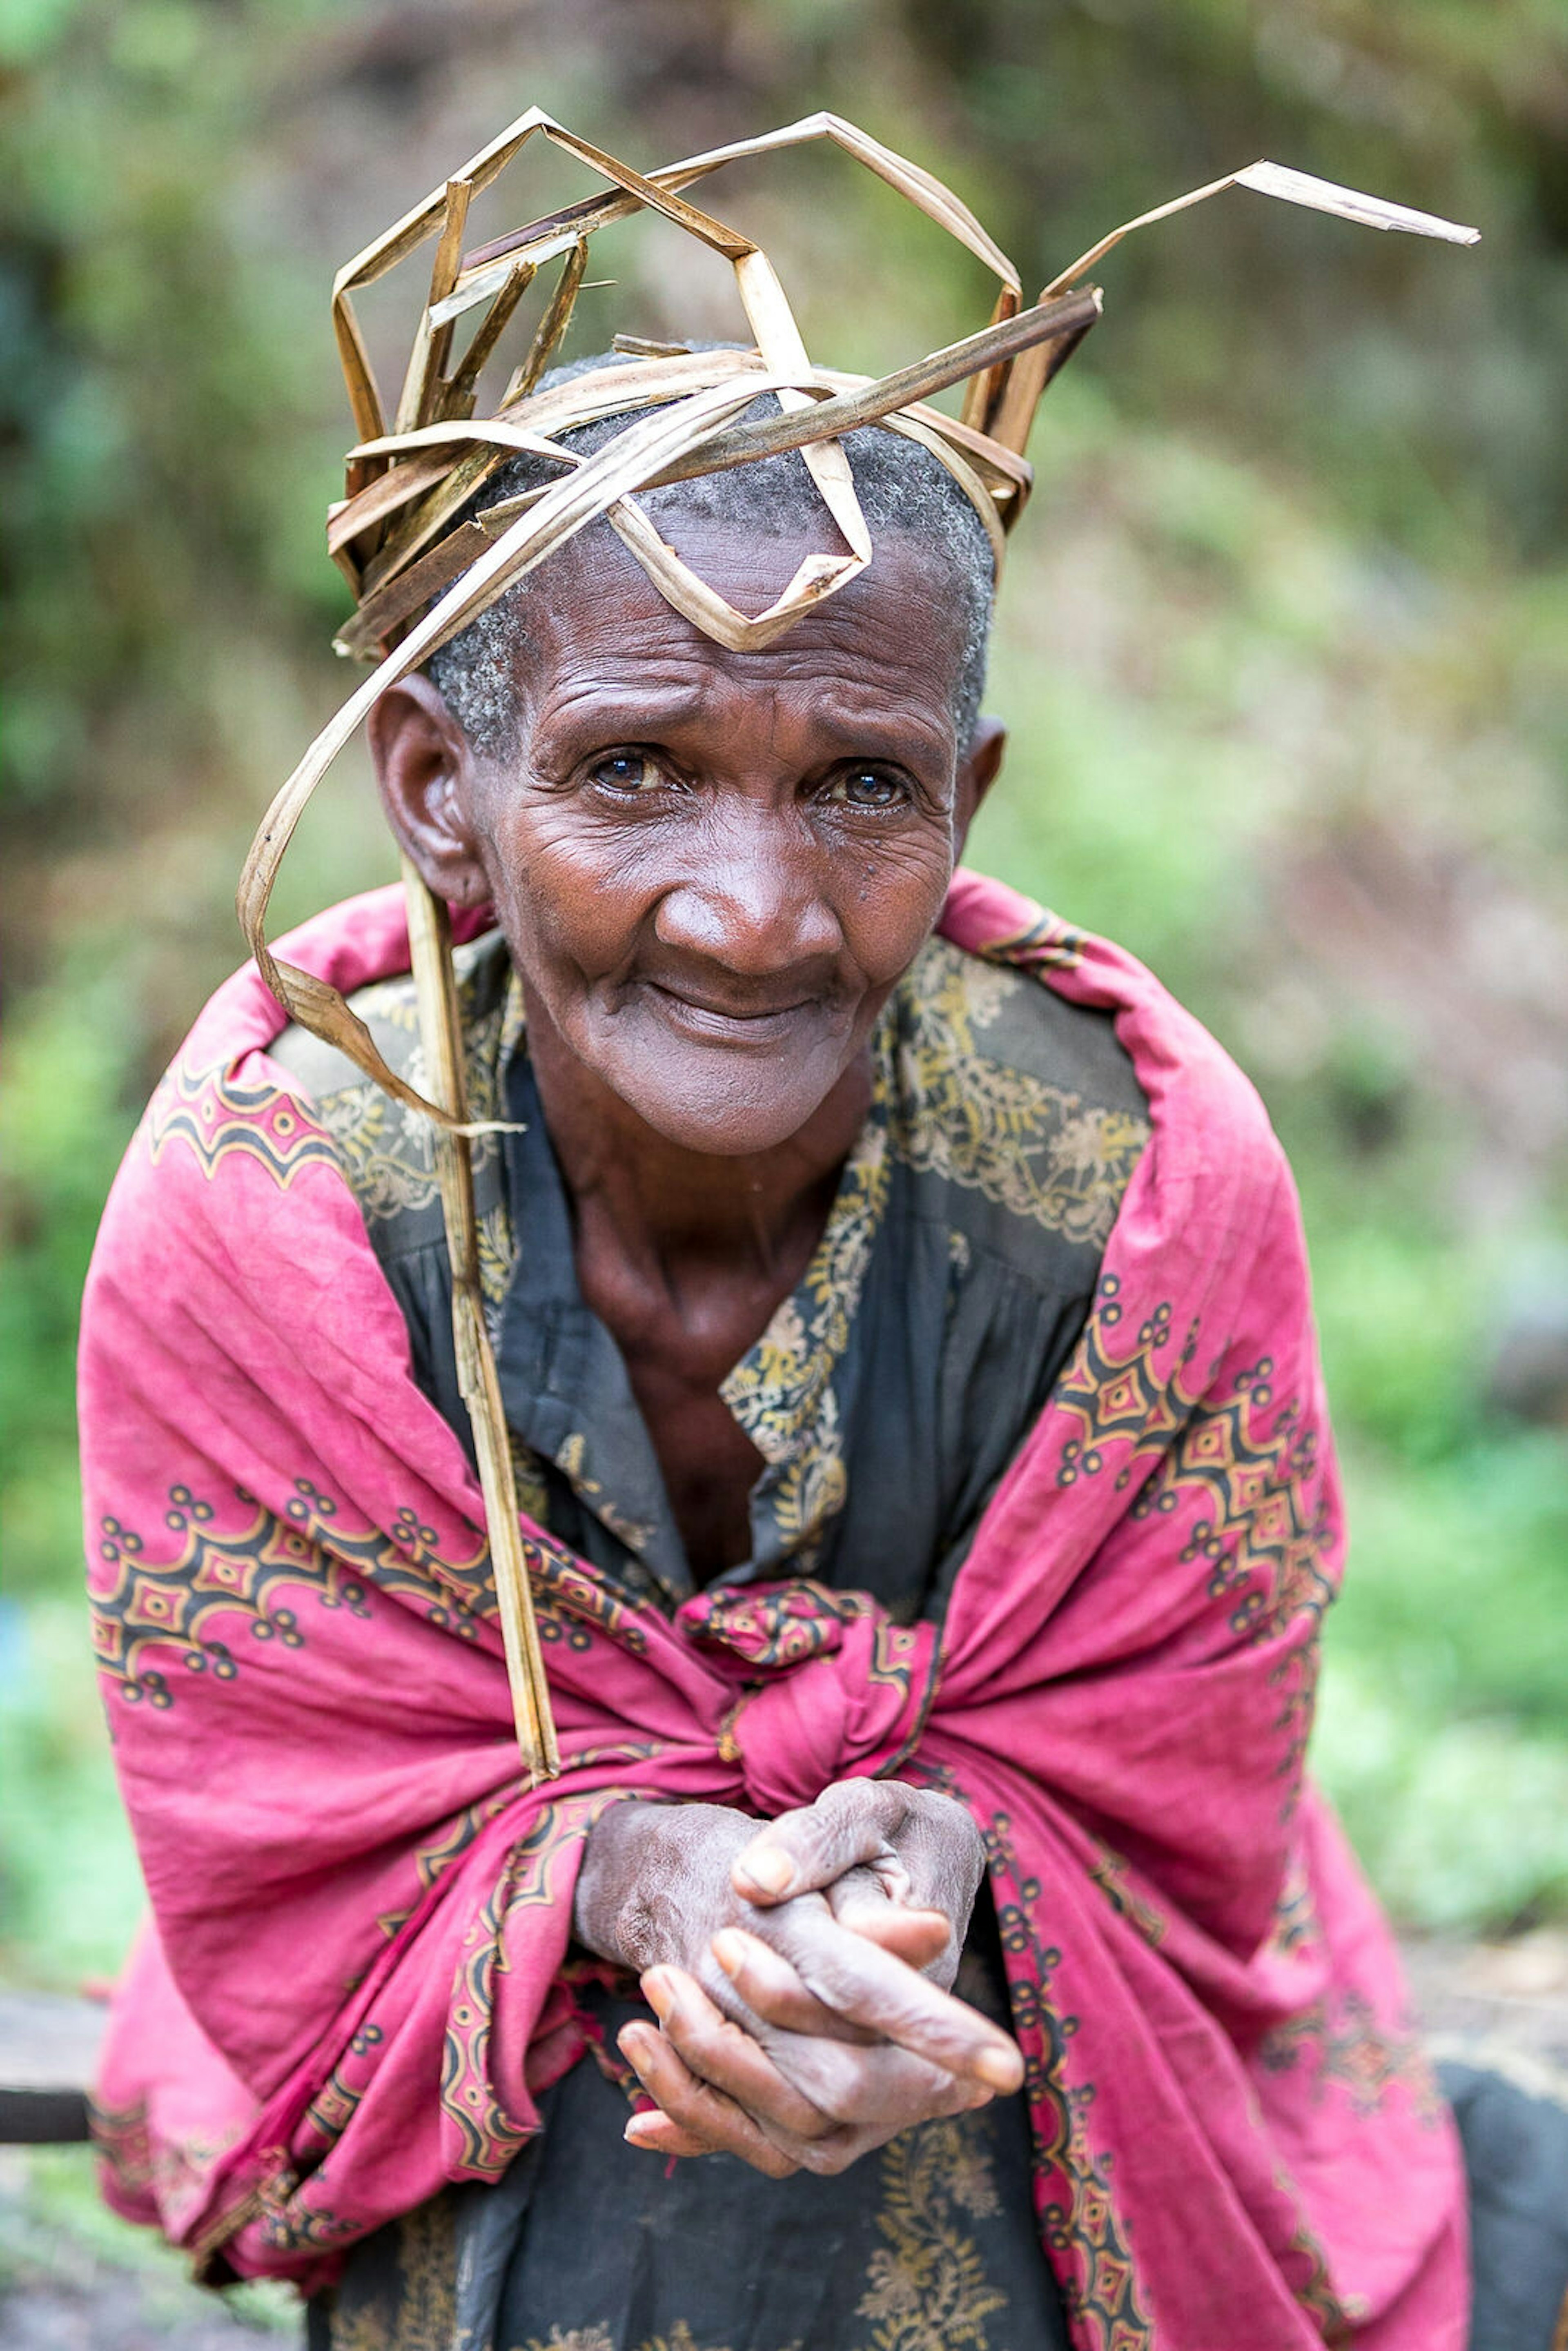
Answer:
[{"xmin": 601, "ymin": 1045, "xmax": 850, "ymax": 1159}]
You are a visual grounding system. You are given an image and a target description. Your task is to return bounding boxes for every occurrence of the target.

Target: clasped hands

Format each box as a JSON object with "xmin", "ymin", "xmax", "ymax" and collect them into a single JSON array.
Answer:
[{"xmin": 572, "ymin": 1777, "xmax": 1024, "ymax": 2179}]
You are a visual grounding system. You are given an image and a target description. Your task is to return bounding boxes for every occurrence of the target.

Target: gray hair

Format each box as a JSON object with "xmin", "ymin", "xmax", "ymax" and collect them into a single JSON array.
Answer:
[{"xmin": 425, "ymin": 352, "xmax": 996, "ymax": 760}]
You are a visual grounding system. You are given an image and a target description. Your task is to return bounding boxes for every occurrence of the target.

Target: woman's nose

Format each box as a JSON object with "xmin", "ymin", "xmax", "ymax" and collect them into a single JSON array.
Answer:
[{"xmin": 653, "ymin": 804, "xmax": 843, "ymax": 975}]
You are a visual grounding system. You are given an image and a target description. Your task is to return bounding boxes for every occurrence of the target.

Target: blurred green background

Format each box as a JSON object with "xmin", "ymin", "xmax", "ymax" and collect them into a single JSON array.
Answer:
[{"xmin": 3, "ymin": 0, "xmax": 1567, "ymax": 2006}]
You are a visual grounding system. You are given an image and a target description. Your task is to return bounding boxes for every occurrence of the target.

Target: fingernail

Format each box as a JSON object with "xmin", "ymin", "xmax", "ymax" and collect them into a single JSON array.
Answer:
[
  {"xmin": 737, "ymin": 1847, "xmax": 795, "ymax": 1898},
  {"xmin": 624, "ymin": 2112, "xmax": 660, "ymax": 2144},
  {"xmin": 975, "ymin": 2044, "xmax": 1024, "ymax": 2093},
  {"xmin": 641, "ymin": 1967, "xmax": 672, "ymax": 2018},
  {"xmin": 710, "ymin": 1929, "xmax": 747, "ymax": 1978}
]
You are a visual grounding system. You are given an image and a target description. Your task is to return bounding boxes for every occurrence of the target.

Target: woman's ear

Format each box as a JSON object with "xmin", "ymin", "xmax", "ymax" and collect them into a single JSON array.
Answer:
[
  {"xmin": 954, "ymin": 717, "xmax": 1007, "ymax": 856},
  {"xmin": 367, "ymin": 675, "xmax": 491, "ymax": 907}
]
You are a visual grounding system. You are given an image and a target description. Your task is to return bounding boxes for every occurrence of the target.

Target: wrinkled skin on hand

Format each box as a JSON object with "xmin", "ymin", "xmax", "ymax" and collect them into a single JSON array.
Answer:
[{"xmin": 571, "ymin": 1777, "xmax": 1024, "ymax": 2177}]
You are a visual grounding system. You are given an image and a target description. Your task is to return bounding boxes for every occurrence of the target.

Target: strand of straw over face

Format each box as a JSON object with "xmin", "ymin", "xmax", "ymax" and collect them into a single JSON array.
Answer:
[{"xmin": 237, "ymin": 371, "xmax": 859, "ymax": 1123}]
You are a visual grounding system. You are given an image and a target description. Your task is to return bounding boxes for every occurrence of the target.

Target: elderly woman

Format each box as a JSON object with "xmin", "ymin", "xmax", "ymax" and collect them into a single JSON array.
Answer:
[{"xmin": 81, "ymin": 117, "xmax": 1536, "ymax": 2351}]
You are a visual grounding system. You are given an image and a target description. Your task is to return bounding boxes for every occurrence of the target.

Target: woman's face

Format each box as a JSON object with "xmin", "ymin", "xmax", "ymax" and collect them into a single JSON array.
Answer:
[{"xmin": 375, "ymin": 517, "xmax": 1002, "ymax": 1157}]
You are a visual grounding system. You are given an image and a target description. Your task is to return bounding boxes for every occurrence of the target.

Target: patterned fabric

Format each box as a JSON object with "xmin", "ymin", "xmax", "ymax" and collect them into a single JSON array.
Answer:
[
  {"xmin": 276, "ymin": 926, "xmax": 1145, "ymax": 2351},
  {"xmin": 80, "ymin": 873, "xmax": 1468, "ymax": 2349},
  {"xmin": 313, "ymin": 1913, "xmax": 1070, "ymax": 2351},
  {"xmin": 270, "ymin": 925, "xmax": 1149, "ymax": 1614}
]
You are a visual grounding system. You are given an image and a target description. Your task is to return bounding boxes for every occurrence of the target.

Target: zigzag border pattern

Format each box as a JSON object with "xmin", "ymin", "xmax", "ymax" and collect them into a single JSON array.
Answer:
[{"xmin": 143, "ymin": 1058, "xmax": 343, "ymax": 1190}]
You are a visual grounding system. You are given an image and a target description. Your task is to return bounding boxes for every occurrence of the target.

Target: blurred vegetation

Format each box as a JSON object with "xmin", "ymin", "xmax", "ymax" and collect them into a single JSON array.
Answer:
[
  {"xmin": 2, "ymin": 0, "xmax": 1566, "ymax": 1989},
  {"xmin": 0, "ymin": 2140, "xmax": 296, "ymax": 2335}
]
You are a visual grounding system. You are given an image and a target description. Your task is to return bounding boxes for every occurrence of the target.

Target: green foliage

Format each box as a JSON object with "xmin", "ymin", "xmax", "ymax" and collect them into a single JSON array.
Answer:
[
  {"xmin": 0, "ymin": 973, "xmax": 143, "ymax": 1594},
  {"xmin": 0, "ymin": 0, "xmax": 343, "ymax": 841},
  {"xmin": 0, "ymin": 1602, "xmax": 146, "ymax": 1986},
  {"xmin": 0, "ymin": 2144, "xmax": 296, "ymax": 2332},
  {"xmin": 884, "ymin": 0, "xmax": 1568, "ymax": 552}
]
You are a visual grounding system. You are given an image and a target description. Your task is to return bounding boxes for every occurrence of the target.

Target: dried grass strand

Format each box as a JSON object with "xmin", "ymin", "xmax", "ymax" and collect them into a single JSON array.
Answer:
[
  {"xmin": 401, "ymin": 857, "xmax": 558, "ymax": 1781},
  {"xmin": 252, "ymin": 117, "xmax": 1479, "ymax": 1776}
]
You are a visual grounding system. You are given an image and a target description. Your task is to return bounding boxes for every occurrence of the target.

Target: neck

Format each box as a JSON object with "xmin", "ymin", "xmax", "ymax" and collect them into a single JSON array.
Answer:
[{"xmin": 521, "ymin": 984, "xmax": 872, "ymax": 1283}]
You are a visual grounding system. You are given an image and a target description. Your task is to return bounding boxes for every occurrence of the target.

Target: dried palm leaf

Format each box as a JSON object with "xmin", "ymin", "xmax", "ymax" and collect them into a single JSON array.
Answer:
[{"xmin": 241, "ymin": 113, "xmax": 1477, "ymax": 1776}]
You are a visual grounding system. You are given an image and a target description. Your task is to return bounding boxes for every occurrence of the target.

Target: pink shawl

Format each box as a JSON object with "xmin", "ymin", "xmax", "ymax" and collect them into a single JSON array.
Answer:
[{"xmin": 80, "ymin": 869, "xmax": 1466, "ymax": 2347}]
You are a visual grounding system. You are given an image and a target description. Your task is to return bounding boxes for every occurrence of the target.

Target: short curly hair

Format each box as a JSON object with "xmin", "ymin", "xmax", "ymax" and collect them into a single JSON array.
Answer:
[{"xmin": 425, "ymin": 351, "xmax": 996, "ymax": 760}]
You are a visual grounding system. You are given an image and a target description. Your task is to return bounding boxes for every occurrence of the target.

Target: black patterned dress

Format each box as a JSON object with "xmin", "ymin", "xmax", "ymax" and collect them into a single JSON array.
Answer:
[{"xmin": 274, "ymin": 926, "xmax": 1151, "ymax": 2351}]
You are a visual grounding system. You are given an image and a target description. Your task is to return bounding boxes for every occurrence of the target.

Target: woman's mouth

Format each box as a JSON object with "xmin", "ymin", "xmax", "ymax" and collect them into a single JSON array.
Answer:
[{"xmin": 641, "ymin": 979, "xmax": 818, "ymax": 1045}]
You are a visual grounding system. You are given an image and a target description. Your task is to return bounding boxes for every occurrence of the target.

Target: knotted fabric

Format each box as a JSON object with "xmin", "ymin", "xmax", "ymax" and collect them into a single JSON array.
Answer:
[
  {"xmin": 678, "ymin": 1586, "xmax": 940, "ymax": 1815},
  {"xmin": 80, "ymin": 870, "xmax": 1466, "ymax": 2347}
]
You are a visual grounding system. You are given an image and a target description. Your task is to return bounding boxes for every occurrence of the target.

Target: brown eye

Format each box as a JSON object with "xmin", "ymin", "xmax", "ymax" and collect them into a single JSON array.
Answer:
[
  {"xmin": 589, "ymin": 750, "xmax": 665, "ymax": 793},
  {"xmin": 825, "ymin": 765, "xmax": 909, "ymax": 810}
]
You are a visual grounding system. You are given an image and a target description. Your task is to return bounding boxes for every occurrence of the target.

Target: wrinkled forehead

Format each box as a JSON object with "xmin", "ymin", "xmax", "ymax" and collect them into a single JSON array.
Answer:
[{"xmin": 504, "ymin": 509, "xmax": 974, "ymax": 728}]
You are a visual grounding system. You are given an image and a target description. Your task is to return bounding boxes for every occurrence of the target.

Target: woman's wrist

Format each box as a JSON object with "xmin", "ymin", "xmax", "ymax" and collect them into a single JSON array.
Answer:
[
  {"xmin": 572, "ymin": 1797, "xmax": 755, "ymax": 1973},
  {"xmin": 573, "ymin": 1797, "xmax": 662, "ymax": 1966}
]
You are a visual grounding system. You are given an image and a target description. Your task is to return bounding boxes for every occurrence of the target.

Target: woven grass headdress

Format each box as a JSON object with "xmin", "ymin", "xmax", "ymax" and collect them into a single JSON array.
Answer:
[{"xmin": 239, "ymin": 110, "xmax": 1476, "ymax": 1774}]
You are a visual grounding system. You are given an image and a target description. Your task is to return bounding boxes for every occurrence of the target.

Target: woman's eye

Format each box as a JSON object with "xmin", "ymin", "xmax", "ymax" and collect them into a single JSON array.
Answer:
[
  {"xmin": 588, "ymin": 750, "xmax": 666, "ymax": 793},
  {"xmin": 825, "ymin": 765, "xmax": 909, "ymax": 810}
]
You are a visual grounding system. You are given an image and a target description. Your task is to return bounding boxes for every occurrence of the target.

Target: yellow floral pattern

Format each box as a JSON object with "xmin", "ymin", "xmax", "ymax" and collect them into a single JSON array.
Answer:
[
  {"xmin": 553, "ymin": 1432, "xmax": 656, "ymax": 1558},
  {"xmin": 515, "ymin": 2330, "xmax": 797, "ymax": 2351},
  {"xmin": 324, "ymin": 2193, "xmax": 459, "ymax": 2351},
  {"xmin": 299, "ymin": 947, "xmax": 518, "ymax": 1242},
  {"xmin": 498, "ymin": 2122, "xmax": 1007, "ymax": 2351},
  {"xmin": 855, "ymin": 2117, "xmax": 1009, "ymax": 2351},
  {"xmin": 719, "ymin": 1082, "xmax": 892, "ymax": 1567},
  {"xmin": 321, "ymin": 2112, "xmax": 1020, "ymax": 2351},
  {"xmin": 277, "ymin": 933, "xmax": 546, "ymax": 1447},
  {"xmin": 276, "ymin": 930, "xmax": 1146, "ymax": 1585},
  {"xmin": 717, "ymin": 931, "xmax": 1147, "ymax": 1570},
  {"xmin": 886, "ymin": 935, "xmax": 1147, "ymax": 1249}
]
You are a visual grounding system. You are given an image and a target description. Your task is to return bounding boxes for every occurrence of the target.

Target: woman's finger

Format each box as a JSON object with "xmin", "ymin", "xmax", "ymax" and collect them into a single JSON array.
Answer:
[
  {"xmin": 712, "ymin": 1915, "xmax": 949, "ymax": 2029},
  {"xmin": 881, "ymin": 1788, "xmax": 989, "ymax": 1925},
  {"xmin": 642, "ymin": 1966, "xmax": 834, "ymax": 2142},
  {"xmin": 648, "ymin": 1961, "xmax": 988, "ymax": 2141},
  {"xmin": 617, "ymin": 2017, "xmax": 801, "ymax": 2179},
  {"xmin": 762, "ymin": 2025, "xmax": 993, "ymax": 2133},
  {"xmin": 826, "ymin": 1896, "xmax": 951, "ymax": 1972},
  {"xmin": 710, "ymin": 1926, "xmax": 880, "ymax": 2042},
  {"xmin": 618, "ymin": 2024, "xmax": 949, "ymax": 2181},
  {"xmin": 731, "ymin": 1779, "xmax": 912, "ymax": 1905},
  {"xmin": 623, "ymin": 2108, "xmax": 712, "ymax": 2160},
  {"xmin": 765, "ymin": 1904, "xmax": 1024, "ymax": 2091}
]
